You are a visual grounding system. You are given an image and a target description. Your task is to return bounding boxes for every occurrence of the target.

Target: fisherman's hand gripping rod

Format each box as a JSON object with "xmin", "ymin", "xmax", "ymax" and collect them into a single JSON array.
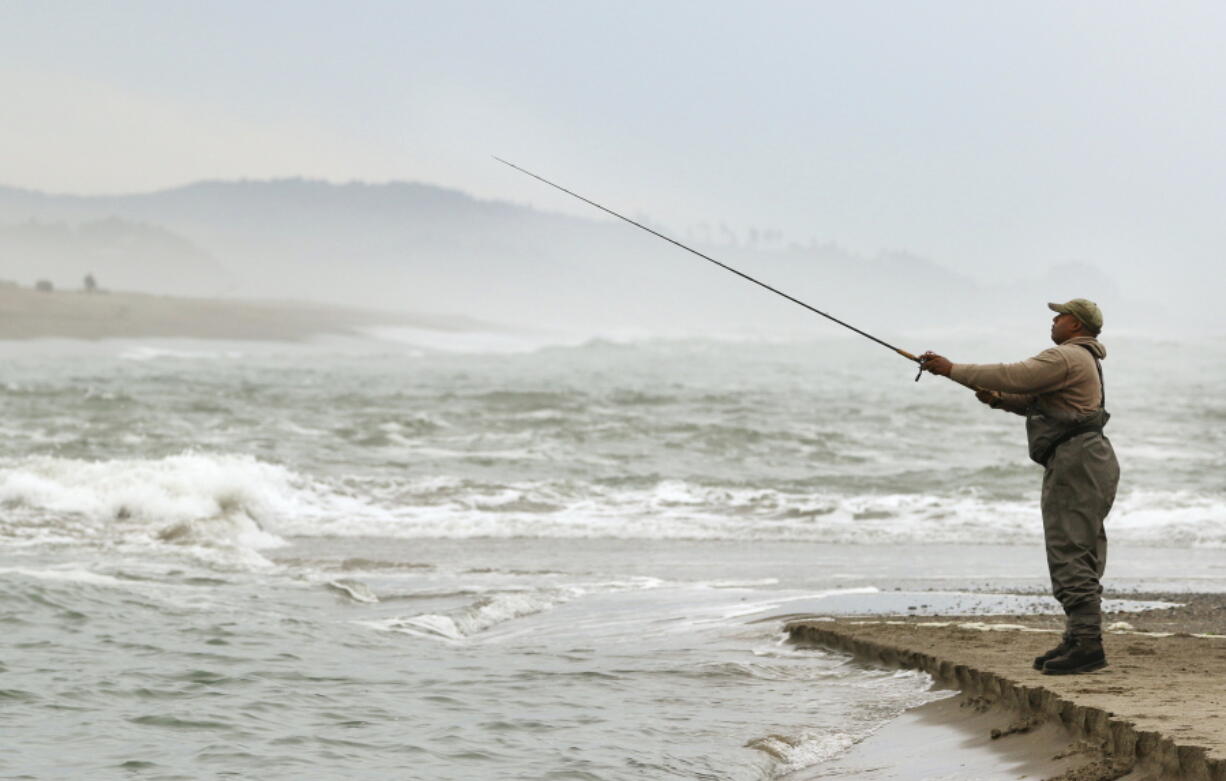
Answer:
[{"xmin": 495, "ymin": 157, "xmax": 929, "ymax": 379}]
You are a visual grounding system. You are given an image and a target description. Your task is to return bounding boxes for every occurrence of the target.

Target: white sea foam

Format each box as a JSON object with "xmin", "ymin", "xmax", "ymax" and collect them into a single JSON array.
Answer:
[
  {"xmin": 357, "ymin": 575, "xmax": 684, "ymax": 642},
  {"xmin": 360, "ymin": 325, "xmax": 864, "ymax": 354},
  {"xmin": 0, "ymin": 565, "xmax": 128, "ymax": 586},
  {"xmin": 747, "ymin": 668, "xmax": 945, "ymax": 776},
  {"xmin": 1107, "ymin": 489, "xmax": 1226, "ymax": 546},
  {"xmin": 0, "ymin": 453, "xmax": 318, "ymax": 552},
  {"xmin": 747, "ymin": 731, "xmax": 856, "ymax": 770},
  {"xmin": 276, "ymin": 482, "xmax": 1046, "ymax": 544},
  {"xmin": 325, "ymin": 579, "xmax": 380, "ymax": 603},
  {"xmin": 4, "ymin": 454, "xmax": 1225, "ymax": 549},
  {"xmin": 118, "ymin": 346, "xmax": 244, "ymax": 361},
  {"xmin": 360, "ymin": 588, "xmax": 579, "ymax": 640}
]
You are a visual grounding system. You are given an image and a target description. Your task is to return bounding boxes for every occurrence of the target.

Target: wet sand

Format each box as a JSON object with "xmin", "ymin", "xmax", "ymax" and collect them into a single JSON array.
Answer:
[
  {"xmin": 783, "ymin": 694, "xmax": 1097, "ymax": 780},
  {"xmin": 0, "ymin": 284, "xmax": 481, "ymax": 340},
  {"xmin": 787, "ymin": 593, "xmax": 1226, "ymax": 780}
]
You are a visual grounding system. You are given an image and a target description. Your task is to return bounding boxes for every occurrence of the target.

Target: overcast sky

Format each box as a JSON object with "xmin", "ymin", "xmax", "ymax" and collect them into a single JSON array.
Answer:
[{"xmin": 2, "ymin": 0, "xmax": 1224, "ymax": 295}]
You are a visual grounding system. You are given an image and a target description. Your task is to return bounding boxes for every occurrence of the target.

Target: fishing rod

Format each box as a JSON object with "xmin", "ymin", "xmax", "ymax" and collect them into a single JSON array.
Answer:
[{"xmin": 494, "ymin": 157, "xmax": 927, "ymax": 380}]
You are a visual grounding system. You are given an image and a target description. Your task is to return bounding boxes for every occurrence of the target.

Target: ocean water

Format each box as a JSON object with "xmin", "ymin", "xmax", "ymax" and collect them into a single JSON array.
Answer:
[{"xmin": 1, "ymin": 333, "xmax": 1223, "ymax": 779}]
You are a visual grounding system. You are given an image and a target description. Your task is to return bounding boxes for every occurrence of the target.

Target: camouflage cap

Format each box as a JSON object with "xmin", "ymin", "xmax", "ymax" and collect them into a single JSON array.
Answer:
[{"xmin": 1047, "ymin": 298, "xmax": 1103, "ymax": 332}]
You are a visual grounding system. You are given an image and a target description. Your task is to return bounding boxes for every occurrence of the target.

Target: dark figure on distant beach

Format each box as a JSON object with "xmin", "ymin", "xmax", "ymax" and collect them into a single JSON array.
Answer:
[
  {"xmin": 919, "ymin": 299, "xmax": 1119, "ymax": 675},
  {"xmin": 84, "ymin": 272, "xmax": 97, "ymax": 292}
]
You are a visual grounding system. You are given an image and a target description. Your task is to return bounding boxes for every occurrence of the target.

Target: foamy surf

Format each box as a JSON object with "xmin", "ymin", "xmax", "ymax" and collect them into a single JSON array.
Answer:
[
  {"xmin": 0, "ymin": 453, "xmax": 300, "ymax": 551},
  {"xmin": 747, "ymin": 669, "xmax": 949, "ymax": 778},
  {"xmin": 325, "ymin": 578, "xmax": 380, "ymax": 603},
  {"xmin": 4, "ymin": 452, "xmax": 1225, "ymax": 549},
  {"xmin": 118, "ymin": 346, "xmax": 245, "ymax": 362},
  {"xmin": 359, "ymin": 588, "xmax": 580, "ymax": 640}
]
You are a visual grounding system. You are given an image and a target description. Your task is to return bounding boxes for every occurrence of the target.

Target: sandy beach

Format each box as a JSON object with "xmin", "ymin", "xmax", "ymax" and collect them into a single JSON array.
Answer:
[
  {"xmin": 787, "ymin": 593, "xmax": 1226, "ymax": 780},
  {"xmin": 0, "ymin": 283, "xmax": 482, "ymax": 341}
]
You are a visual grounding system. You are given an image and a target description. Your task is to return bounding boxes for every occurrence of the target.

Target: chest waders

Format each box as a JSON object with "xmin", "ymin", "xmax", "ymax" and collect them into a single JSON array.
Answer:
[{"xmin": 1027, "ymin": 345, "xmax": 1120, "ymax": 645}]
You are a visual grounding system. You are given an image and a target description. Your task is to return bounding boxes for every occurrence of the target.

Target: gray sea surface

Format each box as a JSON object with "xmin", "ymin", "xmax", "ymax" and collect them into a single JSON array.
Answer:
[{"xmin": 1, "ymin": 333, "xmax": 1223, "ymax": 779}]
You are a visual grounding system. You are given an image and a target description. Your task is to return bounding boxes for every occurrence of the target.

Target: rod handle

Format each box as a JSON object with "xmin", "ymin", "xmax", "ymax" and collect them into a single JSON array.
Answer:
[{"xmin": 903, "ymin": 347, "xmax": 988, "ymax": 394}]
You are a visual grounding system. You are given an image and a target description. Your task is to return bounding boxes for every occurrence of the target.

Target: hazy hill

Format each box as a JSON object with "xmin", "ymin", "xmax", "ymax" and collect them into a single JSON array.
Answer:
[
  {"xmin": 0, "ymin": 179, "xmax": 1119, "ymax": 335},
  {"xmin": 0, "ymin": 217, "xmax": 230, "ymax": 296}
]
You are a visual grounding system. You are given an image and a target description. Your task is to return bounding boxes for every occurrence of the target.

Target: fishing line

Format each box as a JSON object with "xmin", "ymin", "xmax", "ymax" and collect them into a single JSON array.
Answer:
[{"xmin": 495, "ymin": 157, "xmax": 925, "ymax": 378}]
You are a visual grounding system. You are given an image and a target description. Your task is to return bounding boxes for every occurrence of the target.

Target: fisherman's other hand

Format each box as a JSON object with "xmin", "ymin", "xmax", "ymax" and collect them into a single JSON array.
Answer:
[
  {"xmin": 975, "ymin": 389, "xmax": 1001, "ymax": 407},
  {"xmin": 919, "ymin": 351, "xmax": 952, "ymax": 376}
]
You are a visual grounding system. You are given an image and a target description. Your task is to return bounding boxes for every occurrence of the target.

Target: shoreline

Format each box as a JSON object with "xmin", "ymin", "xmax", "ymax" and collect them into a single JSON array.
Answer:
[
  {"xmin": 782, "ymin": 692, "xmax": 1101, "ymax": 780},
  {"xmin": 787, "ymin": 600, "xmax": 1226, "ymax": 780},
  {"xmin": 0, "ymin": 284, "xmax": 488, "ymax": 341}
]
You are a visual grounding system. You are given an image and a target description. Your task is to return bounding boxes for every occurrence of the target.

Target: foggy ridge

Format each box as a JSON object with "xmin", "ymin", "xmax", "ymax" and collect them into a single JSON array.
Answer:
[{"xmin": 0, "ymin": 179, "xmax": 1135, "ymax": 335}]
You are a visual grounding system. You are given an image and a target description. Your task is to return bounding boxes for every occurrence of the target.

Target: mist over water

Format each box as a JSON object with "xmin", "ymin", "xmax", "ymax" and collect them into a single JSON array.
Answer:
[{"xmin": 0, "ymin": 178, "xmax": 1211, "ymax": 337}]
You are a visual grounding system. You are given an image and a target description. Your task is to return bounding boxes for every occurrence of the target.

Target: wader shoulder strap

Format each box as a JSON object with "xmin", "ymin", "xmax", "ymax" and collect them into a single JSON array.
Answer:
[
  {"xmin": 1029, "ymin": 343, "xmax": 1108, "ymax": 463},
  {"xmin": 1038, "ymin": 346, "xmax": 1108, "ymax": 464},
  {"xmin": 1080, "ymin": 344, "xmax": 1105, "ymax": 408}
]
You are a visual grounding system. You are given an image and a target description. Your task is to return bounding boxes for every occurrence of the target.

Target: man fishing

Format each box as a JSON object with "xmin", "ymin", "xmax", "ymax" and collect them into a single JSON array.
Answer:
[
  {"xmin": 495, "ymin": 161, "xmax": 1121, "ymax": 674},
  {"xmin": 918, "ymin": 299, "xmax": 1120, "ymax": 675}
]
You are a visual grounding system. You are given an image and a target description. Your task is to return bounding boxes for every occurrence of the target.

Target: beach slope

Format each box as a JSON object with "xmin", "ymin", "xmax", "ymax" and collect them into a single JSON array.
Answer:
[{"xmin": 788, "ymin": 617, "xmax": 1226, "ymax": 780}]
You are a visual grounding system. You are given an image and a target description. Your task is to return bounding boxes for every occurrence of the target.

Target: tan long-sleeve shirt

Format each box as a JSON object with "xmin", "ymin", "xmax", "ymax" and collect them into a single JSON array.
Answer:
[{"xmin": 949, "ymin": 336, "xmax": 1106, "ymax": 419}]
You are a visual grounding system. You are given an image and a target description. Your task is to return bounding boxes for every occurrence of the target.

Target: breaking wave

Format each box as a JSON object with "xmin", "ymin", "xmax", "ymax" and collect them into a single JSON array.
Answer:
[
  {"xmin": 2, "ymin": 454, "xmax": 1225, "ymax": 552},
  {"xmin": 0, "ymin": 453, "xmax": 316, "ymax": 558}
]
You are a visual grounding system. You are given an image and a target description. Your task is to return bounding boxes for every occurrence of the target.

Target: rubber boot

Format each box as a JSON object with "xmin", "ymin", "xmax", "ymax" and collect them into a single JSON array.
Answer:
[
  {"xmin": 1041, "ymin": 637, "xmax": 1107, "ymax": 675},
  {"xmin": 1032, "ymin": 634, "xmax": 1074, "ymax": 671}
]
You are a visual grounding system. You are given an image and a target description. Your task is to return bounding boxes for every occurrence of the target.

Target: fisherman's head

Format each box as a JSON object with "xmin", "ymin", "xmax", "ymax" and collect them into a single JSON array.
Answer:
[{"xmin": 1048, "ymin": 299, "xmax": 1102, "ymax": 344}]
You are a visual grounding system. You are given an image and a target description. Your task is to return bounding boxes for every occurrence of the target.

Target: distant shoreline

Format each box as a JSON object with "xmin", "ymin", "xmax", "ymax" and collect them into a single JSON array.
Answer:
[{"xmin": 0, "ymin": 283, "xmax": 483, "ymax": 341}]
